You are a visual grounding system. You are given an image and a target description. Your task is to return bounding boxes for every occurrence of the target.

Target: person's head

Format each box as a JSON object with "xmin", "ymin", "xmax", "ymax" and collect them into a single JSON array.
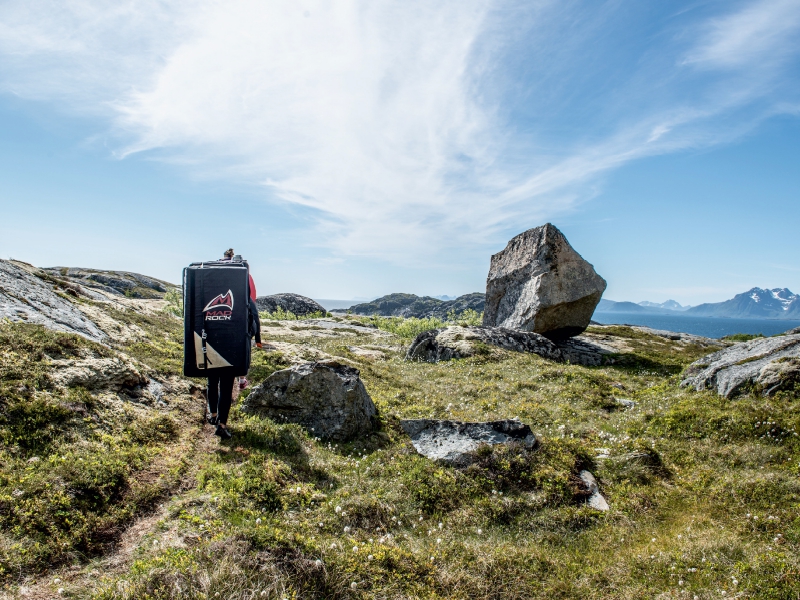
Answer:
[{"xmin": 223, "ymin": 248, "xmax": 234, "ymax": 259}]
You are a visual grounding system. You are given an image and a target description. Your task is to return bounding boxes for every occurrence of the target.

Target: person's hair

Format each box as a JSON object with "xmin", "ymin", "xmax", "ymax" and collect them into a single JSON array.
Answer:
[{"xmin": 223, "ymin": 248, "xmax": 234, "ymax": 258}]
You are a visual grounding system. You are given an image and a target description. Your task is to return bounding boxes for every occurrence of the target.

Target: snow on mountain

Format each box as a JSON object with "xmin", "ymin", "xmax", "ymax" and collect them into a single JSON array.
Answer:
[
  {"xmin": 638, "ymin": 299, "xmax": 691, "ymax": 311},
  {"xmin": 687, "ymin": 288, "xmax": 799, "ymax": 319}
]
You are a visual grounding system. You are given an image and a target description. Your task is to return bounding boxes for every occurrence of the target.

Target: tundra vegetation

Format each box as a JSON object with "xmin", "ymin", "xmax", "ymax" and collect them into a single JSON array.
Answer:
[{"xmin": 0, "ymin": 294, "xmax": 799, "ymax": 599}]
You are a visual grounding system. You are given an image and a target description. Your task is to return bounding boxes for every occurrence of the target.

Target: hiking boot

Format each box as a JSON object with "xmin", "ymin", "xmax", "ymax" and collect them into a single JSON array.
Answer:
[
  {"xmin": 207, "ymin": 414, "xmax": 218, "ymax": 426},
  {"xmin": 214, "ymin": 425, "xmax": 232, "ymax": 440}
]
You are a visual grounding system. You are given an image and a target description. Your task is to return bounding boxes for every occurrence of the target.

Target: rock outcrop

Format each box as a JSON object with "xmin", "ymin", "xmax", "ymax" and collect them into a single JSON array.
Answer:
[
  {"xmin": 483, "ymin": 223, "xmax": 606, "ymax": 340},
  {"xmin": 241, "ymin": 360, "xmax": 378, "ymax": 440},
  {"xmin": 681, "ymin": 334, "xmax": 800, "ymax": 397},
  {"xmin": 0, "ymin": 260, "xmax": 107, "ymax": 342},
  {"xmin": 406, "ymin": 326, "xmax": 564, "ymax": 363},
  {"xmin": 257, "ymin": 293, "xmax": 327, "ymax": 316},
  {"xmin": 401, "ymin": 419, "xmax": 537, "ymax": 465},
  {"xmin": 42, "ymin": 267, "xmax": 173, "ymax": 299},
  {"xmin": 344, "ymin": 292, "xmax": 485, "ymax": 319}
]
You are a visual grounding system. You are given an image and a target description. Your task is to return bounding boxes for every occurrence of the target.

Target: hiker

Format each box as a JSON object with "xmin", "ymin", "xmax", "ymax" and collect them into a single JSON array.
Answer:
[{"xmin": 206, "ymin": 249, "xmax": 262, "ymax": 439}]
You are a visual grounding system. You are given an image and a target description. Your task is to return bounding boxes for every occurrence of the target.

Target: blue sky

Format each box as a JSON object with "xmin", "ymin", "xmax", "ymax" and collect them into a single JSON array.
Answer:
[{"xmin": 0, "ymin": 0, "xmax": 798, "ymax": 305}]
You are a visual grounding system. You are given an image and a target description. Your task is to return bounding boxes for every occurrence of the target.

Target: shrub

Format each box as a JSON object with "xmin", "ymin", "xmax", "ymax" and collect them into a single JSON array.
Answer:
[{"xmin": 162, "ymin": 287, "xmax": 183, "ymax": 317}]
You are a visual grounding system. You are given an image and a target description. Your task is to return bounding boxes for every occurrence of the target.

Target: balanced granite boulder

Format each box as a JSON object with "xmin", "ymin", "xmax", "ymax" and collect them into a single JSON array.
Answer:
[
  {"xmin": 406, "ymin": 325, "xmax": 564, "ymax": 363},
  {"xmin": 401, "ymin": 419, "xmax": 537, "ymax": 465},
  {"xmin": 483, "ymin": 223, "xmax": 606, "ymax": 340},
  {"xmin": 681, "ymin": 334, "xmax": 800, "ymax": 398},
  {"xmin": 257, "ymin": 293, "xmax": 327, "ymax": 317},
  {"xmin": 240, "ymin": 360, "xmax": 378, "ymax": 440}
]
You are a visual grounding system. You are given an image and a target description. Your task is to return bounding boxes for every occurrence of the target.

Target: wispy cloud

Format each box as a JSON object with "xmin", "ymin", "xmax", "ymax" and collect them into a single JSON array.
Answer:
[
  {"xmin": 0, "ymin": 0, "xmax": 799, "ymax": 262},
  {"xmin": 683, "ymin": 0, "xmax": 800, "ymax": 70}
]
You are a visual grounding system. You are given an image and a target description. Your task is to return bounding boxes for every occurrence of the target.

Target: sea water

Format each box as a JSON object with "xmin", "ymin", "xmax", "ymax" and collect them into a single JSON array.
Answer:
[{"xmin": 593, "ymin": 312, "xmax": 800, "ymax": 339}]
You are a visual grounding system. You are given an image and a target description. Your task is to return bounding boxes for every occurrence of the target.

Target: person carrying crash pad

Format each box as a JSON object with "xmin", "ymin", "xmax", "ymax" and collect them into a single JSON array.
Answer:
[{"xmin": 205, "ymin": 248, "xmax": 262, "ymax": 439}]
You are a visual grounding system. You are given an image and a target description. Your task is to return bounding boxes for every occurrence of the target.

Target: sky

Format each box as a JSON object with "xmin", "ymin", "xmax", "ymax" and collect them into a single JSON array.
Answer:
[{"xmin": 0, "ymin": 0, "xmax": 798, "ymax": 305}]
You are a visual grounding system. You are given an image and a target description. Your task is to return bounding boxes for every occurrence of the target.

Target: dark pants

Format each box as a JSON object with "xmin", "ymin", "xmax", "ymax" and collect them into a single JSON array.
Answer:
[{"xmin": 207, "ymin": 374, "xmax": 235, "ymax": 425}]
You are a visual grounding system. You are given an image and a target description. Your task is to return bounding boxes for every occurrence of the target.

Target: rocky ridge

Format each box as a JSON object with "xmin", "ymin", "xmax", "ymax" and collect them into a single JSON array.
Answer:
[
  {"xmin": 342, "ymin": 292, "xmax": 485, "ymax": 318},
  {"xmin": 257, "ymin": 293, "xmax": 327, "ymax": 316}
]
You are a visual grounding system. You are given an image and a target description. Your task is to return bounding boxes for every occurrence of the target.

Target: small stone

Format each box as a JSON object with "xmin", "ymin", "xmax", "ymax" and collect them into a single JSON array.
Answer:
[{"xmin": 579, "ymin": 470, "xmax": 609, "ymax": 511}]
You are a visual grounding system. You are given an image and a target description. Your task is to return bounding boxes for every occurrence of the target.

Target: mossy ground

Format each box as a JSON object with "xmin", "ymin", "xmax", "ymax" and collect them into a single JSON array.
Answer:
[{"xmin": 1, "ymin": 311, "xmax": 799, "ymax": 598}]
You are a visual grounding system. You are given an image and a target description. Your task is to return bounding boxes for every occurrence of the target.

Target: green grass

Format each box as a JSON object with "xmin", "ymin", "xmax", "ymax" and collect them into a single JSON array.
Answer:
[
  {"xmin": 3, "ymin": 315, "xmax": 800, "ymax": 598},
  {"xmin": 723, "ymin": 333, "xmax": 766, "ymax": 342},
  {"xmin": 0, "ymin": 322, "xmax": 198, "ymax": 580}
]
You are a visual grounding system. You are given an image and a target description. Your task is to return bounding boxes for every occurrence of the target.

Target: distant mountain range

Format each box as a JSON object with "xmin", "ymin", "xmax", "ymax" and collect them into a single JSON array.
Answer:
[{"xmin": 598, "ymin": 288, "xmax": 800, "ymax": 320}]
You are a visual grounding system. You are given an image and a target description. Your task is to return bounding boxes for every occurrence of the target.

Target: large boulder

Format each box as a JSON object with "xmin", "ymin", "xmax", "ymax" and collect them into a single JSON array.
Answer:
[
  {"xmin": 401, "ymin": 419, "xmax": 537, "ymax": 465},
  {"xmin": 257, "ymin": 293, "xmax": 327, "ymax": 317},
  {"xmin": 483, "ymin": 223, "xmax": 606, "ymax": 340},
  {"xmin": 240, "ymin": 360, "xmax": 378, "ymax": 440},
  {"xmin": 0, "ymin": 260, "xmax": 107, "ymax": 343},
  {"xmin": 681, "ymin": 334, "xmax": 800, "ymax": 397},
  {"xmin": 406, "ymin": 325, "xmax": 564, "ymax": 363}
]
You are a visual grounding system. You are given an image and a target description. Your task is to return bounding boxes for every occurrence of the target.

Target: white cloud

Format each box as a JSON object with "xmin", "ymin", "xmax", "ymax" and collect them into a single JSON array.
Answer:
[
  {"xmin": 0, "ymin": 0, "xmax": 799, "ymax": 264},
  {"xmin": 683, "ymin": 0, "xmax": 800, "ymax": 70}
]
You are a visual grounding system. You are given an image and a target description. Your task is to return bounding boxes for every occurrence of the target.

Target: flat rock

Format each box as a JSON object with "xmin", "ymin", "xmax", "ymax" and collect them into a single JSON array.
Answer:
[
  {"xmin": 347, "ymin": 346, "xmax": 387, "ymax": 360},
  {"xmin": 406, "ymin": 325, "xmax": 564, "ymax": 363},
  {"xmin": 49, "ymin": 356, "xmax": 148, "ymax": 391},
  {"xmin": 0, "ymin": 260, "xmax": 107, "ymax": 343},
  {"xmin": 483, "ymin": 223, "xmax": 607, "ymax": 340},
  {"xmin": 257, "ymin": 293, "xmax": 327, "ymax": 317},
  {"xmin": 401, "ymin": 419, "xmax": 537, "ymax": 465},
  {"xmin": 555, "ymin": 336, "xmax": 617, "ymax": 366},
  {"xmin": 681, "ymin": 334, "xmax": 800, "ymax": 397},
  {"xmin": 241, "ymin": 360, "xmax": 378, "ymax": 441}
]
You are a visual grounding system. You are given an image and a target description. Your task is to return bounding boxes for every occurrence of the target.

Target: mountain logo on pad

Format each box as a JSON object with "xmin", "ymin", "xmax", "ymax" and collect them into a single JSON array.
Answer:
[{"xmin": 203, "ymin": 290, "xmax": 234, "ymax": 315}]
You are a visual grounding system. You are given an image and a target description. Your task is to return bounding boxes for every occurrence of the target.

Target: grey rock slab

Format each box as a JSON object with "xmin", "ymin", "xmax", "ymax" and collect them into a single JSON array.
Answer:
[
  {"xmin": 401, "ymin": 419, "xmax": 537, "ymax": 465},
  {"xmin": 49, "ymin": 356, "xmax": 148, "ymax": 391},
  {"xmin": 303, "ymin": 319, "xmax": 384, "ymax": 334},
  {"xmin": 615, "ymin": 398, "xmax": 636, "ymax": 408},
  {"xmin": 579, "ymin": 470, "xmax": 609, "ymax": 511},
  {"xmin": 241, "ymin": 360, "xmax": 378, "ymax": 441},
  {"xmin": 782, "ymin": 326, "xmax": 800, "ymax": 336},
  {"xmin": 257, "ymin": 293, "xmax": 327, "ymax": 316},
  {"xmin": 483, "ymin": 223, "xmax": 607, "ymax": 340},
  {"xmin": 406, "ymin": 325, "xmax": 564, "ymax": 363},
  {"xmin": 555, "ymin": 336, "xmax": 616, "ymax": 366},
  {"xmin": 681, "ymin": 334, "xmax": 800, "ymax": 397},
  {"xmin": 0, "ymin": 260, "xmax": 107, "ymax": 343}
]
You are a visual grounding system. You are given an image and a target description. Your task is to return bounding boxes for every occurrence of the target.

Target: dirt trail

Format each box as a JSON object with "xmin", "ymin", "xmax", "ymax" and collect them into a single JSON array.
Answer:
[{"xmin": 7, "ymin": 400, "xmax": 223, "ymax": 600}]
